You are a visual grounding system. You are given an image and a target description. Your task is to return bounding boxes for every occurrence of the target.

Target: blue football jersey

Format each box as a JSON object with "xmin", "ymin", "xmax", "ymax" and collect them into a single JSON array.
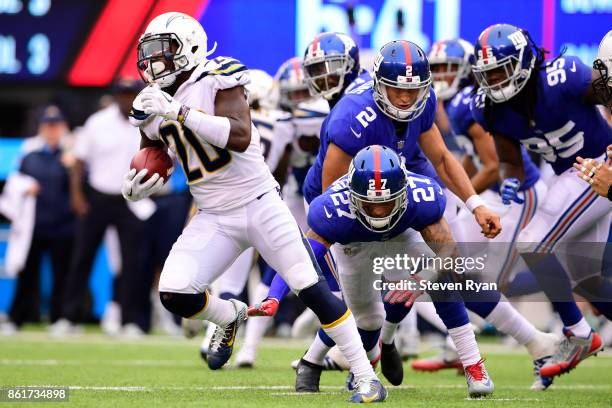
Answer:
[
  {"xmin": 344, "ymin": 70, "xmax": 373, "ymax": 94},
  {"xmin": 308, "ymin": 173, "xmax": 446, "ymax": 244},
  {"xmin": 303, "ymin": 82, "xmax": 439, "ymax": 203},
  {"xmin": 470, "ymin": 56, "xmax": 612, "ymax": 175},
  {"xmin": 448, "ymin": 86, "xmax": 539, "ymax": 191}
]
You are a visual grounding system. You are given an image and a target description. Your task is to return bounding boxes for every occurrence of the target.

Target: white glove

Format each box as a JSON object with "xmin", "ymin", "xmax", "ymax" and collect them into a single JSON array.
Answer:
[
  {"xmin": 139, "ymin": 84, "xmax": 182, "ymax": 121},
  {"xmin": 121, "ymin": 168, "xmax": 164, "ymax": 202},
  {"xmin": 128, "ymin": 90, "xmax": 153, "ymax": 127}
]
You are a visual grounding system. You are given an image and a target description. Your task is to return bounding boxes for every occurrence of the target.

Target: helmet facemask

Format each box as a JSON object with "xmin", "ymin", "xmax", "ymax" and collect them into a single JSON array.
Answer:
[
  {"xmin": 137, "ymin": 33, "xmax": 190, "ymax": 88},
  {"xmin": 373, "ymin": 77, "xmax": 431, "ymax": 122},
  {"xmin": 593, "ymin": 58, "xmax": 612, "ymax": 108},
  {"xmin": 472, "ymin": 50, "xmax": 534, "ymax": 103},
  {"xmin": 304, "ymin": 54, "xmax": 354, "ymax": 100},
  {"xmin": 349, "ymin": 183, "xmax": 407, "ymax": 233},
  {"xmin": 279, "ymin": 82, "xmax": 311, "ymax": 110},
  {"xmin": 430, "ymin": 60, "xmax": 469, "ymax": 100}
]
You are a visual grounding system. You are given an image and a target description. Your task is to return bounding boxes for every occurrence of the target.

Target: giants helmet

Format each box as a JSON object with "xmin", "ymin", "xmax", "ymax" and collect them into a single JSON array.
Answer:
[
  {"xmin": 303, "ymin": 32, "xmax": 360, "ymax": 100},
  {"xmin": 428, "ymin": 38, "xmax": 474, "ymax": 100},
  {"xmin": 348, "ymin": 145, "xmax": 408, "ymax": 232},
  {"xmin": 372, "ymin": 40, "xmax": 432, "ymax": 122},
  {"xmin": 471, "ymin": 24, "xmax": 536, "ymax": 103}
]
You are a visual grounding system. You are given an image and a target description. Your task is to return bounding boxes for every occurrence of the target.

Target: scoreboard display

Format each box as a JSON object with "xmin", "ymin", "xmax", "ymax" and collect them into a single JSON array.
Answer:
[
  {"xmin": 0, "ymin": 0, "xmax": 609, "ymax": 86},
  {"xmin": 0, "ymin": 0, "xmax": 105, "ymax": 83}
]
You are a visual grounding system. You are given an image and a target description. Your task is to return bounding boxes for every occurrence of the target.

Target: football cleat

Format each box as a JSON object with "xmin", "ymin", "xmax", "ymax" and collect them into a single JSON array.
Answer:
[
  {"xmin": 411, "ymin": 343, "xmax": 463, "ymax": 372},
  {"xmin": 348, "ymin": 377, "xmax": 388, "ymax": 403},
  {"xmin": 346, "ymin": 371, "xmax": 356, "ymax": 391},
  {"xmin": 380, "ymin": 342, "xmax": 404, "ymax": 386},
  {"xmin": 464, "ymin": 359, "xmax": 494, "ymax": 398},
  {"xmin": 295, "ymin": 358, "xmax": 323, "ymax": 392},
  {"xmin": 206, "ymin": 299, "xmax": 248, "ymax": 370},
  {"xmin": 235, "ymin": 345, "xmax": 256, "ymax": 368},
  {"xmin": 531, "ymin": 356, "xmax": 554, "ymax": 391},
  {"xmin": 539, "ymin": 329, "xmax": 603, "ymax": 377}
]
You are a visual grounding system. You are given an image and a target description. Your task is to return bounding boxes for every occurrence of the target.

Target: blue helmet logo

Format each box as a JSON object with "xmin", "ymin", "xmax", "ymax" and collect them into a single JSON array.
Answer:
[
  {"xmin": 372, "ymin": 40, "xmax": 432, "ymax": 122},
  {"xmin": 348, "ymin": 145, "xmax": 408, "ymax": 232}
]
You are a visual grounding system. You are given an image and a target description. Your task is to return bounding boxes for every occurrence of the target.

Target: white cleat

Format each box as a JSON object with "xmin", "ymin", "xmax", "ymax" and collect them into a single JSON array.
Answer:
[
  {"xmin": 122, "ymin": 323, "xmax": 146, "ymax": 339},
  {"xmin": 235, "ymin": 346, "xmax": 256, "ymax": 368},
  {"xmin": 464, "ymin": 359, "xmax": 494, "ymax": 398},
  {"xmin": 48, "ymin": 319, "xmax": 81, "ymax": 337},
  {"xmin": 101, "ymin": 301, "xmax": 121, "ymax": 336}
]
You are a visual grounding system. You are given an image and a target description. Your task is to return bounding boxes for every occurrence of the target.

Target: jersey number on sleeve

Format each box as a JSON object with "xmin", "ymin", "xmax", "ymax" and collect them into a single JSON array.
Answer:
[
  {"xmin": 546, "ymin": 58, "xmax": 566, "ymax": 87},
  {"xmin": 356, "ymin": 107, "xmax": 377, "ymax": 128},
  {"xmin": 407, "ymin": 175, "xmax": 437, "ymax": 202},
  {"xmin": 160, "ymin": 122, "xmax": 232, "ymax": 183}
]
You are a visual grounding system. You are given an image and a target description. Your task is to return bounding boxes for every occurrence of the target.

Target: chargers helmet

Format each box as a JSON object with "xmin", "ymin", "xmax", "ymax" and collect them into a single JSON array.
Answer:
[
  {"xmin": 303, "ymin": 32, "xmax": 360, "ymax": 100},
  {"xmin": 372, "ymin": 40, "xmax": 432, "ymax": 122},
  {"xmin": 471, "ymin": 24, "xmax": 536, "ymax": 103},
  {"xmin": 137, "ymin": 12, "xmax": 215, "ymax": 88},
  {"xmin": 593, "ymin": 29, "xmax": 612, "ymax": 108},
  {"xmin": 428, "ymin": 38, "xmax": 474, "ymax": 100},
  {"xmin": 348, "ymin": 145, "xmax": 408, "ymax": 233},
  {"xmin": 245, "ymin": 69, "xmax": 274, "ymax": 110}
]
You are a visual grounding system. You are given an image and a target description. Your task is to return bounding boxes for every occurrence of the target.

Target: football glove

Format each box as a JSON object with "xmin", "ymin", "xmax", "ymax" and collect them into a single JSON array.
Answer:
[
  {"xmin": 121, "ymin": 168, "xmax": 164, "ymax": 202},
  {"xmin": 383, "ymin": 275, "xmax": 424, "ymax": 308},
  {"xmin": 500, "ymin": 177, "xmax": 524, "ymax": 205},
  {"xmin": 140, "ymin": 84, "xmax": 182, "ymax": 121},
  {"xmin": 129, "ymin": 89, "xmax": 153, "ymax": 127},
  {"xmin": 247, "ymin": 298, "xmax": 279, "ymax": 317}
]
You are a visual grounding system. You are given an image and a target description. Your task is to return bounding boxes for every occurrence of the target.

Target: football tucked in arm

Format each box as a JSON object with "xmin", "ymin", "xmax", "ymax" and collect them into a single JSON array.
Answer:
[{"xmin": 130, "ymin": 147, "xmax": 174, "ymax": 182}]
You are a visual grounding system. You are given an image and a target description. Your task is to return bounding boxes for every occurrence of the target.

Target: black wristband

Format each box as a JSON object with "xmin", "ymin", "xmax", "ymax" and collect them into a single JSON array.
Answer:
[{"xmin": 607, "ymin": 184, "xmax": 612, "ymax": 201}]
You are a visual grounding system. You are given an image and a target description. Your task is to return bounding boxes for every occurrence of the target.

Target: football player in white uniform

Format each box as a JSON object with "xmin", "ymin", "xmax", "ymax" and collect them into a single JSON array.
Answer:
[
  {"xmin": 122, "ymin": 12, "xmax": 386, "ymax": 402},
  {"xmin": 574, "ymin": 29, "xmax": 612, "ymax": 198}
]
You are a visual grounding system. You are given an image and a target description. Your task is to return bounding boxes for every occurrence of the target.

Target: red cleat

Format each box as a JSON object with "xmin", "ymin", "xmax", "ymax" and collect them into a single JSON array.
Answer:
[
  {"xmin": 539, "ymin": 329, "xmax": 603, "ymax": 377},
  {"xmin": 411, "ymin": 344, "xmax": 463, "ymax": 372}
]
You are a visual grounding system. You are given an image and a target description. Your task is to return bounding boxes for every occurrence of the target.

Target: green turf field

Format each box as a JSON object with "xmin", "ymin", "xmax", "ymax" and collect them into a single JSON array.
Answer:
[{"xmin": 0, "ymin": 332, "xmax": 610, "ymax": 407}]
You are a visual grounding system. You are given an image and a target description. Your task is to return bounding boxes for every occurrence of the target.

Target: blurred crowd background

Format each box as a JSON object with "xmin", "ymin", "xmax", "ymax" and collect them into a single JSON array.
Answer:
[{"xmin": 0, "ymin": 0, "xmax": 610, "ymax": 340}]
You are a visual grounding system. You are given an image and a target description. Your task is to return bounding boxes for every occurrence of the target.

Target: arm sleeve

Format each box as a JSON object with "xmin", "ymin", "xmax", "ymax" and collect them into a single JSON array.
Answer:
[
  {"xmin": 326, "ymin": 102, "xmax": 366, "ymax": 157},
  {"xmin": 411, "ymin": 179, "xmax": 447, "ymax": 231}
]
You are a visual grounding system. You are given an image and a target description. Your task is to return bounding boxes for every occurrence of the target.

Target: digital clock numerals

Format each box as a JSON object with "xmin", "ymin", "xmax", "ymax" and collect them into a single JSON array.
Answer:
[{"xmin": 0, "ymin": 33, "xmax": 50, "ymax": 75}]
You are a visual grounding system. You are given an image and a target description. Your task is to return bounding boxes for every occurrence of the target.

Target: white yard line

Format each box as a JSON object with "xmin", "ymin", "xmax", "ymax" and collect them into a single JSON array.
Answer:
[{"xmin": 15, "ymin": 384, "xmax": 610, "ymax": 392}]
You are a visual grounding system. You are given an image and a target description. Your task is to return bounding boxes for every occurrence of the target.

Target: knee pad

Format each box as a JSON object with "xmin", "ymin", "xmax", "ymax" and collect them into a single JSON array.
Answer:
[
  {"xmin": 298, "ymin": 280, "xmax": 347, "ymax": 325},
  {"xmin": 159, "ymin": 291, "xmax": 208, "ymax": 318},
  {"xmin": 159, "ymin": 253, "xmax": 199, "ymax": 292}
]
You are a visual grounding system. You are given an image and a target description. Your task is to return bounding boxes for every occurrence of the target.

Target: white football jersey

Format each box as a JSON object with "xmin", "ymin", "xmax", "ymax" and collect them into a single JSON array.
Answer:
[
  {"xmin": 251, "ymin": 108, "xmax": 292, "ymax": 173},
  {"xmin": 288, "ymin": 97, "xmax": 329, "ymax": 168},
  {"xmin": 141, "ymin": 56, "xmax": 279, "ymax": 213}
]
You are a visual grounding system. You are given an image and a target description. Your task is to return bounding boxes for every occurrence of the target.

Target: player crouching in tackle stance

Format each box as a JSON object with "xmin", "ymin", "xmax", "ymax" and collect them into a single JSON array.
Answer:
[
  {"xmin": 121, "ymin": 12, "xmax": 386, "ymax": 403},
  {"xmin": 251, "ymin": 146, "xmax": 495, "ymax": 398}
]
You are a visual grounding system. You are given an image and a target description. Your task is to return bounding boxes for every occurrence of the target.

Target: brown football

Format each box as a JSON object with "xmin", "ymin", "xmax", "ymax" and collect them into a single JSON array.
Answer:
[{"xmin": 130, "ymin": 147, "xmax": 174, "ymax": 182}]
